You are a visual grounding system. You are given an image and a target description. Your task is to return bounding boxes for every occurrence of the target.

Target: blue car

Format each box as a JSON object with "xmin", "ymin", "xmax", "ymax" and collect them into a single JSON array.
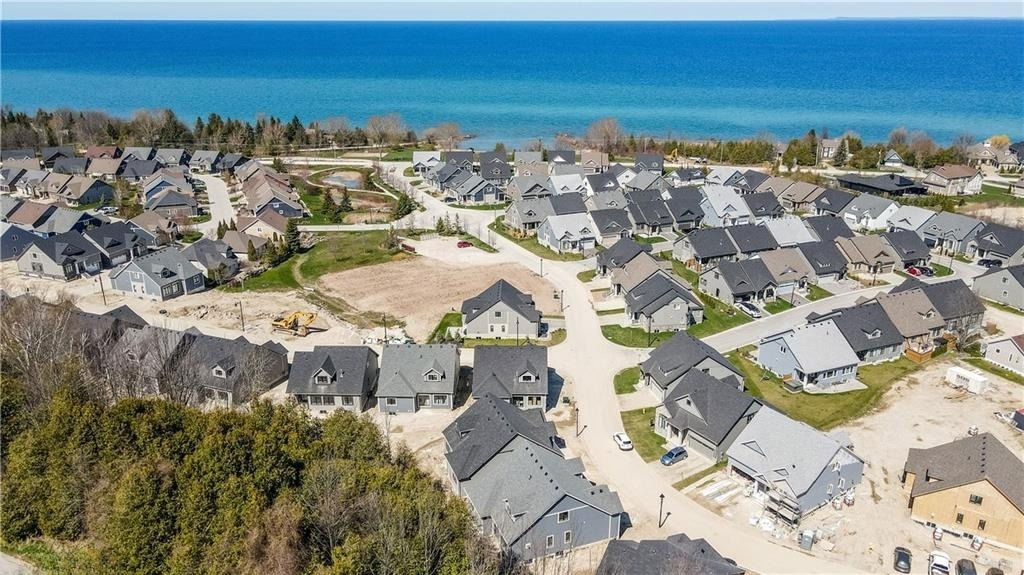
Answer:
[{"xmin": 660, "ymin": 446, "xmax": 688, "ymax": 466}]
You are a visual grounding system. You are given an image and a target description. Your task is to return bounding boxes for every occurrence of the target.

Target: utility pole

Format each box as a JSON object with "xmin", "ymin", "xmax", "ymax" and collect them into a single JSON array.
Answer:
[
  {"xmin": 575, "ymin": 406, "xmax": 580, "ymax": 437},
  {"xmin": 383, "ymin": 312, "xmax": 388, "ymax": 343},
  {"xmin": 560, "ymin": 289, "xmax": 564, "ymax": 312},
  {"xmin": 658, "ymin": 494, "xmax": 665, "ymax": 528},
  {"xmin": 96, "ymin": 276, "xmax": 107, "ymax": 306},
  {"xmin": 516, "ymin": 317, "xmax": 520, "ymax": 346},
  {"xmin": 236, "ymin": 300, "xmax": 245, "ymax": 331},
  {"xmin": 539, "ymin": 257, "xmax": 543, "ymax": 277}
]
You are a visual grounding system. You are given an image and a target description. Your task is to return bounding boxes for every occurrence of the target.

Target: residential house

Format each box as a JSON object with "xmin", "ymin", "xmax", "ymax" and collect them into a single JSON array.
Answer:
[
  {"xmin": 237, "ymin": 209, "xmax": 288, "ymax": 239},
  {"xmin": 699, "ymin": 258, "xmax": 777, "ymax": 306},
  {"xmin": 803, "ymin": 215, "xmax": 855, "ymax": 243},
  {"xmin": 553, "ymin": 165, "xmax": 586, "ymax": 178},
  {"xmin": 7, "ymin": 200, "xmax": 56, "ymax": 229},
  {"xmin": 516, "ymin": 161, "xmax": 549, "ymax": 179},
  {"xmin": 969, "ymin": 223, "xmax": 1024, "ymax": 266},
  {"xmin": 0, "ymin": 167, "xmax": 25, "ymax": 193},
  {"xmin": 1, "ymin": 148, "xmax": 37, "ymax": 162},
  {"xmin": 537, "ymin": 213, "xmax": 596, "ymax": 254},
  {"xmin": 597, "ymin": 533, "xmax": 743, "ymax": 575},
  {"xmin": 663, "ymin": 186, "xmax": 705, "ymax": 231},
  {"xmin": 121, "ymin": 159, "xmax": 162, "ymax": 182},
  {"xmin": 580, "ymin": 150, "xmax": 609, "ymax": 173},
  {"xmin": 478, "ymin": 151, "xmax": 512, "ymax": 184},
  {"xmin": 189, "ymin": 150, "xmax": 223, "ymax": 173},
  {"xmin": 286, "ymin": 346, "xmax": 379, "ymax": 414},
  {"xmin": 888, "ymin": 205, "xmax": 937, "ymax": 234},
  {"xmin": 451, "ymin": 174, "xmax": 504, "ymax": 204},
  {"xmin": 472, "ymin": 345, "xmax": 549, "ymax": 409},
  {"xmin": 902, "ymin": 433, "xmax": 1024, "ymax": 549},
  {"xmin": 984, "ymin": 335, "xmax": 1024, "ymax": 376},
  {"xmin": 587, "ymin": 189, "xmax": 628, "ymax": 211},
  {"xmin": 443, "ymin": 395, "xmax": 623, "ymax": 560},
  {"xmin": 923, "ymin": 165, "xmax": 983, "ymax": 196},
  {"xmin": 972, "ymin": 265, "xmax": 1024, "ymax": 310},
  {"xmin": 918, "ymin": 212, "xmax": 985, "ymax": 255},
  {"xmin": 411, "ymin": 151, "xmax": 442, "ymax": 173},
  {"xmin": 128, "ymin": 211, "xmax": 178, "ymax": 247},
  {"xmin": 179, "ymin": 238, "xmax": 240, "ymax": 281},
  {"xmin": 625, "ymin": 195, "xmax": 674, "ymax": 234},
  {"xmin": 635, "ymin": 153, "xmax": 664, "ymax": 174},
  {"xmin": 504, "ymin": 197, "xmax": 554, "ymax": 235},
  {"xmin": 965, "ymin": 140, "xmax": 1001, "ymax": 167},
  {"xmin": 33, "ymin": 207, "xmax": 102, "ymax": 237},
  {"xmin": 796, "ymin": 240, "xmax": 848, "ymax": 282},
  {"xmin": 806, "ymin": 302, "xmax": 904, "ymax": 364},
  {"xmin": 584, "ymin": 172, "xmax": 621, "ymax": 196},
  {"xmin": 654, "ymin": 370, "xmax": 762, "ymax": 461},
  {"xmin": 222, "ymin": 229, "xmax": 267, "ymax": 260},
  {"xmin": 83, "ymin": 222, "xmax": 146, "ymax": 267},
  {"xmin": 817, "ymin": 138, "xmax": 841, "ymax": 162},
  {"xmin": 506, "ymin": 175, "xmax": 552, "ymax": 201},
  {"xmin": 763, "ymin": 216, "xmax": 817, "ymax": 247},
  {"xmin": 594, "ymin": 237, "xmax": 650, "ymax": 277},
  {"xmin": 219, "ymin": 154, "xmax": 250, "ymax": 174},
  {"xmin": 758, "ymin": 320, "xmax": 859, "ymax": 390},
  {"xmin": 59, "ymin": 176, "xmax": 115, "ymax": 207},
  {"xmin": 754, "ymin": 176, "xmax": 795, "ymax": 196},
  {"xmin": 727, "ymin": 408, "xmax": 864, "ymax": 525},
  {"xmin": 39, "ymin": 172, "xmax": 72, "ymax": 199},
  {"xmin": 674, "ymin": 227, "xmax": 737, "ymax": 270},
  {"xmin": 813, "ymin": 187, "xmax": 856, "ymax": 216},
  {"xmin": 882, "ymin": 149, "xmax": 905, "ymax": 168},
  {"xmin": 377, "ymin": 343, "xmax": 460, "ymax": 412},
  {"xmin": 835, "ymin": 235, "xmax": 898, "ymax": 275},
  {"xmin": 546, "ymin": 150, "xmax": 576, "ymax": 165},
  {"xmin": 145, "ymin": 188, "xmax": 199, "ymax": 218},
  {"xmin": 891, "ymin": 278, "xmax": 986, "ymax": 340},
  {"xmin": 700, "ymin": 184, "xmax": 752, "ymax": 227},
  {"xmin": 17, "ymin": 231, "xmax": 103, "ymax": 280},
  {"xmin": 588, "ymin": 208, "xmax": 633, "ymax": 245},
  {"xmin": 881, "ymin": 230, "xmax": 932, "ymax": 269},
  {"xmin": 609, "ymin": 163, "xmax": 638, "ymax": 187},
  {"xmin": 743, "ymin": 191, "xmax": 785, "ymax": 223},
  {"xmin": 154, "ymin": 148, "xmax": 191, "ymax": 166},
  {"xmin": 13, "ymin": 169, "xmax": 48, "ymax": 197},
  {"xmin": 461, "ymin": 280, "xmax": 541, "ymax": 339},
  {"xmin": 725, "ymin": 223, "xmax": 778, "ymax": 259},
  {"xmin": 40, "ymin": 146, "xmax": 75, "ymax": 168},
  {"xmin": 840, "ymin": 194, "xmax": 899, "ymax": 231},
  {"xmin": 442, "ymin": 150, "xmax": 474, "ymax": 172},
  {"xmin": 548, "ymin": 173, "xmax": 588, "ymax": 196},
  {"xmin": 52, "ymin": 157, "xmax": 90, "ymax": 176},
  {"xmin": 756, "ymin": 247, "xmax": 816, "ymax": 295},
  {"xmin": 514, "ymin": 150, "xmax": 543, "ymax": 166},
  {"xmin": 837, "ymin": 173, "xmax": 927, "ymax": 196},
  {"xmin": 874, "ymin": 289, "xmax": 945, "ymax": 354},
  {"xmin": 108, "ymin": 248, "xmax": 206, "ymax": 301},
  {"xmin": 143, "ymin": 168, "xmax": 193, "ymax": 199},
  {"xmin": 121, "ymin": 146, "xmax": 155, "ymax": 162},
  {"xmin": 0, "ymin": 222, "xmax": 34, "ymax": 261},
  {"xmin": 623, "ymin": 171, "xmax": 668, "ymax": 194},
  {"xmin": 87, "ymin": 157, "xmax": 124, "ymax": 181},
  {"xmin": 174, "ymin": 331, "xmax": 289, "ymax": 407},
  {"xmin": 639, "ymin": 331, "xmax": 744, "ymax": 401},
  {"xmin": 624, "ymin": 273, "xmax": 704, "ymax": 332},
  {"xmin": 3, "ymin": 158, "xmax": 43, "ymax": 173},
  {"xmin": 610, "ymin": 251, "xmax": 664, "ymax": 296},
  {"xmin": 777, "ymin": 182, "xmax": 825, "ymax": 212},
  {"xmin": 0, "ymin": 196, "xmax": 23, "ymax": 219},
  {"xmin": 665, "ymin": 167, "xmax": 707, "ymax": 188}
]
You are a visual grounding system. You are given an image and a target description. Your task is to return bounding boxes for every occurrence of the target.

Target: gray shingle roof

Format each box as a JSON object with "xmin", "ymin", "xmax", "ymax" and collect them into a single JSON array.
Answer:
[
  {"xmin": 972, "ymin": 222, "xmax": 1024, "ymax": 257},
  {"xmin": 179, "ymin": 238, "xmax": 236, "ymax": 271},
  {"xmin": 625, "ymin": 272, "xmax": 702, "ymax": 316},
  {"xmin": 813, "ymin": 187, "xmax": 855, "ymax": 213},
  {"xmin": 905, "ymin": 433, "xmax": 1024, "ymax": 513},
  {"xmin": 598, "ymin": 533, "xmax": 743, "ymax": 575},
  {"xmin": 30, "ymin": 230, "xmax": 101, "ymax": 264},
  {"xmin": 716, "ymin": 258, "xmax": 776, "ymax": 296},
  {"xmin": 548, "ymin": 192, "xmax": 586, "ymax": 215},
  {"xmin": 641, "ymin": 331, "xmax": 741, "ymax": 390},
  {"xmin": 471, "ymin": 345, "xmax": 548, "ymax": 399},
  {"xmin": 742, "ymin": 191, "xmax": 784, "ymax": 218},
  {"xmin": 377, "ymin": 343, "xmax": 459, "ymax": 398},
  {"xmin": 286, "ymin": 345, "xmax": 377, "ymax": 397},
  {"xmin": 919, "ymin": 211, "xmax": 984, "ymax": 241},
  {"xmin": 589, "ymin": 208, "xmax": 632, "ymax": 237},
  {"xmin": 461, "ymin": 279, "xmax": 540, "ymax": 324},
  {"xmin": 664, "ymin": 186, "xmax": 705, "ymax": 223},
  {"xmin": 663, "ymin": 370, "xmax": 760, "ymax": 445},
  {"xmin": 882, "ymin": 230, "xmax": 931, "ymax": 263},
  {"xmin": 595, "ymin": 237, "xmax": 650, "ymax": 269},
  {"xmin": 83, "ymin": 221, "xmax": 144, "ymax": 254},
  {"xmin": 808, "ymin": 302, "xmax": 904, "ymax": 354},
  {"xmin": 111, "ymin": 247, "xmax": 203, "ymax": 288},
  {"xmin": 796, "ymin": 240, "xmax": 848, "ymax": 277},
  {"xmin": 726, "ymin": 224, "xmax": 778, "ymax": 254},
  {"xmin": 891, "ymin": 278, "xmax": 986, "ymax": 321},
  {"xmin": 683, "ymin": 227, "xmax": 737, "ymax": 259}
]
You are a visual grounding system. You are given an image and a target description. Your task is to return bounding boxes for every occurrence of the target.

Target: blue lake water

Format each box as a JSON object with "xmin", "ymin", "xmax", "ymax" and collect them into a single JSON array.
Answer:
[{"xmin": 2, "ymin": 20, "xmax": 1022, "ymax": 146}]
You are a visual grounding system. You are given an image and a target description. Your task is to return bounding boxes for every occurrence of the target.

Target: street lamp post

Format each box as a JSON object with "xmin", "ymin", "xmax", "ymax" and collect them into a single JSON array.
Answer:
[
  {"xmin": 96, "ymin": 276, "xmax": 107, "ymax": 306},
  {"xmin": 658, "ymin": 493, "xmax": 665, "ymax": 528},
  {"xmin": 236, "ymin": 300, "xmax": 245, "ymax": 331},
  {"xmin": 575, "ymin": 406, "xmax": 580, "ymax": 437}
]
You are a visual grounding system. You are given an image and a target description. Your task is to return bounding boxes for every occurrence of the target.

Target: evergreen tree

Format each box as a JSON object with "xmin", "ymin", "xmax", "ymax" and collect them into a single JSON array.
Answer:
[
  {"xmin": 322, "ymin": 191, "xmax": 341, "ymax": 223},
  {"xmin": 246, "ymin": 239, "xmax": 256, "ymax": 261},
  {"xmin": 339, "ymin": 189, "xmax": 353, "ymax": 212},
  {"xmin": 228, "ymin": 219, "xmax": 237, "ymax": 231},
  {"xmin": 833, "ymin": 139, "xmax": 848, "ymax": 167},
  {"xmin": 285, "ymin": 218, "xmax": 300, "ymax": 256},
  {"xmin": 216, "ymin": 220, "xmax": 226, "ymax": 239}
]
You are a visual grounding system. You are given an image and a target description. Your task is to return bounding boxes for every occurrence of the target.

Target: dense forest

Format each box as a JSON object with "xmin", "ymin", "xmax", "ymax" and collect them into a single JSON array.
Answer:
[{"xmin": 0, "ymin": 297, "xmax": 517, "ymax": 575}]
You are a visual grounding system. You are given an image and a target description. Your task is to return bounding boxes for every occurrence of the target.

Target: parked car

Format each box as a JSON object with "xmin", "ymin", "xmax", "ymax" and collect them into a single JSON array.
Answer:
[
  {"xmin": 906, "ymin": 266, "xmax": 923, "ymax": 276},
  {"xmin": 457, "ymin": 240, "xmax": 473, "ymax": 248},
  {"xmin": 97, "ymin": 206, "xmax": 118, "ymax": 215},
  {"xmin": 956, "ymin": 560, "xmax": 978, "ymax": 575},
  {"xmin": 612, "ymin": 432, "xmax": 633, "ymax": 451},
  {"xmin": 985, "ymin": 568, "xmax": 1005, "ymax": 575},
  {"xmin": 928, "ymin": 551, "xmax": 951, "ymax": 575},
  {"xmin": 893, "ymin": 547, "xmax": 912, "ymax": 573},
  {"xmin": 660, "ymin": 446, "xmax": 688, "ymax": 466},
  {"xmin": 978, "ymin": 259, "xmax": 1002, "ymax": 268},
  {"xmin": 736, "ymin": 301, "xmax": 762, "ymax": 319},
  {"xmin": 917, "ymin": 266, "xmax": 935, "ymax": 277}
]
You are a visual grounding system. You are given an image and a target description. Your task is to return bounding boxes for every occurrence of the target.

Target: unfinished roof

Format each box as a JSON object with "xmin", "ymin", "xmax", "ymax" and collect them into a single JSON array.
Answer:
[{"xmin": 905, "ymin": 433, "xmax": 1024, "ymax": 513}]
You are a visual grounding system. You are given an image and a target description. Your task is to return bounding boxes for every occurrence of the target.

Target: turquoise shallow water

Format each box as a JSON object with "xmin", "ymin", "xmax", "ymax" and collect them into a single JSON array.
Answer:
[{"xmin": 2, "ymin": 20, "xmax": 1022, "ymax": 146}]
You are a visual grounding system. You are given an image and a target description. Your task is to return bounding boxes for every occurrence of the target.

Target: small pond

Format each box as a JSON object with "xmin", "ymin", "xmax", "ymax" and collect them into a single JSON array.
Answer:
[{"xmin": 323, "ymin": 170, "xmax": 364, "ymax": 189}]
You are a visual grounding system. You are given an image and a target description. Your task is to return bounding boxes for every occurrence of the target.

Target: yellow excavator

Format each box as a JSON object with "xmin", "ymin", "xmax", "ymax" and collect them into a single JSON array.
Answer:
[{"xmin": 271, "ymin": 311, "xmax": 317, "ymax": 337}]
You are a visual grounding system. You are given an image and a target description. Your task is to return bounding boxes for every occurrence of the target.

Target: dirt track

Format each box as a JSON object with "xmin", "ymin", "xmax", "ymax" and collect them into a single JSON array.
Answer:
[{"xmin": 316, "ymin": 256, "xmax": 560, "ymax": 341}]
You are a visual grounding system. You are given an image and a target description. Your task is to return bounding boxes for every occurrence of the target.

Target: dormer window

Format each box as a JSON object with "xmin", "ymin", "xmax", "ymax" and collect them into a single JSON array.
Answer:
[
  {"xmin": 425, "ymin": 372, "xmax": 441, "ymax": 382},
  {"xmin": 866, "ymin": 329, "xmax": 881, "ymax": 340},
  {"xmin": 213, "ymin": 367, "xmax": 225, "ymax": 378},
  {"xmin": 315, "ymin": 374, "xmax": 330, "ymax": 385},
  {"xmin": 520, "ymin": 373, "xmax": 534, "ymax": 383}
]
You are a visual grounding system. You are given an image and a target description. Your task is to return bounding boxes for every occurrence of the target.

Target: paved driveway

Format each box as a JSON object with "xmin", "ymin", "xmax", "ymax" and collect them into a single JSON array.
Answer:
[{"xmin": 195, "ymin": 174, "xmax": 233, "ymax": 236}]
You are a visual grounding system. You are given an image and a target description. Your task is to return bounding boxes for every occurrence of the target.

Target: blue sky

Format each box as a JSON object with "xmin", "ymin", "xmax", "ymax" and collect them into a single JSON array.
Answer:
[{"xmin": 4, "ymin": 1, "xmax": 1022, "ymax": 20}]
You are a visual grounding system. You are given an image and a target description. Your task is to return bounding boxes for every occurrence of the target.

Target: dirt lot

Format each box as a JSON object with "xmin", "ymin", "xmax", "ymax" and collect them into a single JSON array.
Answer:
[
  {"xmin": 959, "ymin": 204, "xmax": 1024, "ymax": 228},
  {"xmin": 684, "ymin": 357, "xmax": 1024, "ymax": 574},
  {"xmin": 316, "ymin": 249, "xmax": 561, "ymax": 341}
]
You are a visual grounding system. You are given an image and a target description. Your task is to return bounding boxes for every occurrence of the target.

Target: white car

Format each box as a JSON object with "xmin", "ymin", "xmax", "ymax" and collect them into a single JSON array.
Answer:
[
  {"xmin": 97, "ymin": 206, "xmax": 118, "ymax": 215},
  {"xmin": 928, "ymin": 550, "xmax": 951, "ymax": 575},
  {"xmin": 736, "ymin": 301, "xmax": 762, "ymax": 319},
  {"xmin": 612, "ymin": 432, "xmax": 633, "ymax": 451}
]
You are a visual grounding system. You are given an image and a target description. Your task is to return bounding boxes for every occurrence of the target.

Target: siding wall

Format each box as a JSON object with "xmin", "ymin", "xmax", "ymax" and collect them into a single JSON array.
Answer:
[
  {"xmin": 905, "ymin": 475, "xmax": 1024, "ymax": 548},
  {"xmin": 973, "ymin": 272, "xmax": 1024, "ymax": 310},
  {"xmin": 510, "ymin": 495, "xmax": 620, "ymax": 560},
  {"xmin": 463, "ymin": 301, "xmax": 540, "ymax": 339}
]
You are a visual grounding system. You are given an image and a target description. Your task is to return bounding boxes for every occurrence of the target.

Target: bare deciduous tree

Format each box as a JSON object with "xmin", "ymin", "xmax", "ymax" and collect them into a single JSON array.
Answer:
[
  {"xmin": 586, "ymin": 117, "xmax": 624, "ymax": 153},
  {"xmin": 131, "ymin": 109, "xmax": 162, "ymax": 144},
  {"xmin": 366, "ymin": 113, "xmax": 407, "ymax": 161},
  {"xmin": 887, "ymin": 126, "xmax": 908, "ymax": 149},
  {"xmin": 909, "ymin": 131, "xmax": 937, "ymax": 160},
  {"xmin": 952, "ymin": 132, "xmax": 976, "ymax": 152},
  {"xmin": 298, "ymin": 459, "xmax": 358, "ymax": 556},
  {"xmin": 431, "ymin": 122, "xmax": 462, "ymax": 151}
]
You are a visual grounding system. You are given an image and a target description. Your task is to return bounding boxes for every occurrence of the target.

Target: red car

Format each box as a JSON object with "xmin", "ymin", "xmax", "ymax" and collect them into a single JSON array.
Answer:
[
  {"xmin": 457, "ymin": 240, "xmax": 473, "ymax": 248},
  {"xmin": 905, "ymin": 266, "xmax": 923, "ymax": 276}
]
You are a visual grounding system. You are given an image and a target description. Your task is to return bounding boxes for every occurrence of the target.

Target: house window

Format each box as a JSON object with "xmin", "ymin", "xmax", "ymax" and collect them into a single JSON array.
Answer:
[
  {"xmin": 341, "ymin": 396, "xmax": 354, "ymax": 406},
  {"xmin": 563, "ymin": 531, "xmax": 572, "ymax": 545},
  {"xmin": 557, "ymin": 511, "xmax": 569, "ymax": 523},
  {"xmin": 433, "ymin": 395, "xmax": 446, "ymax": 405},
  {"xmin": 969, "ymin": 494, "xmax": 983, "ymax": 505},
  {"xmin": 385, "ymin": 397, "xmax": 397, "ymax": 406},
  {"xmin": 827, "ymin": 484, "xmax": 833, "ymax": 495},
  {"xmin": 832, "ymin": 461, "xmax": 840, "ymax": 472},
  {"xmin": 493, "ymin": 311, "xmax": 502, "ymax": 318},
  {"xmin": 955, "ymin": 513, "xmax": 964, "ymax": 524},
  {"xmin": 315, "ymin": 374, "xmax": 330, "ymax": 385},
  {"xmin": 838, "ymin": 478, "xmax": 845, "ymax": 489},
  {"xmin": 309, "ymin": 396, "xmax": 322, "ymax": 406},
  {"xmin": 213, "ymin": 367, "xmax": 225, "ymax": 378},
  {"xmin": 521, "ymin": 373, "xmax": 534, "ymax": 382},
  {"xmin": 978, "ymin": 519, "xmax": 986, "ymax": 531},
  {"xmin": 545, "ymin": 535, "xmax": 554, "ymax": 548},
  {"xmin": 426, "ymin": 372, "xmax": 440, "ymax": 382}
]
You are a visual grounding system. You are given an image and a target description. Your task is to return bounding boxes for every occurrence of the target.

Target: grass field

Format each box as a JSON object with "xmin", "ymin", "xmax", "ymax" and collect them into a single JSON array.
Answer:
[
  {"xmin": 964, "ymin": 357, "xmax": 1024, "ymax": 386},
  {"xmin": 382, "ymin": 147, "xmax": 437, "ymax": 162},
  {"xmin": 984, "ymin": 300, "xmax": 1024, "ymax": 317},
  {"xmin": 614, "ymin": 366, "xmax": 641, "ymax": 394},
  {"xmin": 932, "ymin": 262, "xmax": 953, "ymax": 277},
  {"xmin": 666, "ymin": 257, "xmax": 699, "ymax": 287},
  {"xmin": 461, "ymin": 329, "xmax": 566, "ymax": 348},
  {"xmin": 806, "ymin": 284, "xmax": 833, "ymax": 301},
  {"xmin": 601, "ymin": 325, "xmax": 677, "ymax": 348},
  {"xmin": 687, "ymin": 292, "xmax": 752, "ymax": 339},
  {"xmin": 763, "ymin": 299, "xmax": 794, "ymax": 314},
  {"xmin": 619, "ymin": 407, "xmax": 666, "ymax": 462},
  {"xmin": 577, "ymin": 269, "xmax": 597, "ymax": 283},
  {"xmin": 727, "ymin": 346, "xmax": 922, "ymax": 430},
  {"xmin": 427, "ymin": 312, "xmax": 462, "ymax": 343},
  {"xmin": 963, "ymin": 184, "xmax": 1024, "ymax": 207},
  {"xmin": 633, "ymin": 235, "xmax": 667, "ymax": 245},
  {"xmin": 597, "ymin": 308, "xmax": 625, "ymax": 316},
  {"xmin": 489, "ymin": 218, "xmax": 584, "ymax": 261},
  {"xmin": 673, "ymin": 461, "xmax": 727, "ymax": 490}
]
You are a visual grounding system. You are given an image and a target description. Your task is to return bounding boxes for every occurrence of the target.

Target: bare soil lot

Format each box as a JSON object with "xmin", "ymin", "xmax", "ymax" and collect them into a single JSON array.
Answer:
[{"xmin": 316, "ymin": 256, "xmax": 560, "ymax": 341}]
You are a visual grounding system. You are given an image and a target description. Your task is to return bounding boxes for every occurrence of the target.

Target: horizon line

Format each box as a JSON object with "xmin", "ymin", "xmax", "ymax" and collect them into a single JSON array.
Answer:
[{"xmin": 4, "ymin": 16, "xmax": 1023, "ymax": 22}]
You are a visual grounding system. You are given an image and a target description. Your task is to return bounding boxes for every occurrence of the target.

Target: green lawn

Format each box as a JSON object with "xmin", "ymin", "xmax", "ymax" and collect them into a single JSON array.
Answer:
[
  {"xmin": 459, "ymin": 233, "xmax": 498, "ymax": 253},
  {"xmin": 403, "ymin": 167, "xmax": 415, "ymax": 177},
  {"xmin": 763, "ymin": 299, "xmax": 794, "ymax": 314},
  {"xmin": 666, "ymin": 257, "xmax": 699, "ymax": 287},
  {"xmin": 673, "ymin": 461, "xmax": 727, "ymax": 490},
  {"xmin": 461, "ymin": 329, "xmax": 566, "ymax": 348},
  {"xmin": 409, "ymin": 179, "xmax": 423, "ymax": 187},
  {"xmin": 488, "ymin": 218, "xmax": 584, "ymax": 261},
  {"xmin": 962, "ymin": 184, "xmax": 1024, "ymax": 207},
  {"xmin": 686, "ymin": 292, "xmax": 752, "ymax": 339},
  {"xmin": 932, "ymin": 263, "xmax": 953, "ymax": 277},
  {"xmin": 179, "ymin": 230, "xmax": 203, "ymax": 244},
  {"xmin": 614, "ymin": 366, "xmax": 641, "ymax": 394},
  {"xmin": 601, "ymin": 325, "xmax": 677, "ymax": 348},
  {"xmin": 382, "ymin": 147, "xmax": 437, "ymax": 162},
  {"xmin": 577, "ymin": 269, "xmax": 597, "ymax": 283},
  {"xmin": 427, "ymin": 312, "xmax": 462, "ymax": 344},
  {"xmin": 806, "ymin": 284, "xmax": 833, "ymax": 301},
  {"xmin": 191, "ymin": 213, "xmax": 212, "ymax": 224},
  {"xmin": 451, "ymin": 202, "xmax": 508, "ymax": 211},
  {"xmin": 963, "ymin": 357, "xmax": 1024, "ymax": 386},
  {"xmin": 633, "ymin": 235, "xmax": 667, "ymax": 245},
  {"xmin": 0, "ymin": 539, "xmax": 85, "ymax": 573},
  {"xmin": 620, "ymin": 408, "xmax": 666, "ymax": 462},
  {"xmin": 984, "ymin": 300, "xmax": 1024, "ymax": 317},
  {"xmin": 597, "ymin": 308, "xmax": 625, "ymax": 316},
  {"xmin": 727, "ymin": 346, "xmax": 922, "ymax": 430}
]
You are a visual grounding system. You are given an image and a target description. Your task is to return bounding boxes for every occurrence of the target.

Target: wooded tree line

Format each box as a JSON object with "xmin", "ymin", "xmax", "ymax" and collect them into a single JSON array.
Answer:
[
  {"xmin": 0, "ymin": 107, "xmax": 419, "ymax": 156},
  {"xmin": 781, "ymin": 127, "xmax": 983, "ymax": 169},
  {"xmin": 0, "ymin": 297, "xmax": 522, "ymax": 575}
]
